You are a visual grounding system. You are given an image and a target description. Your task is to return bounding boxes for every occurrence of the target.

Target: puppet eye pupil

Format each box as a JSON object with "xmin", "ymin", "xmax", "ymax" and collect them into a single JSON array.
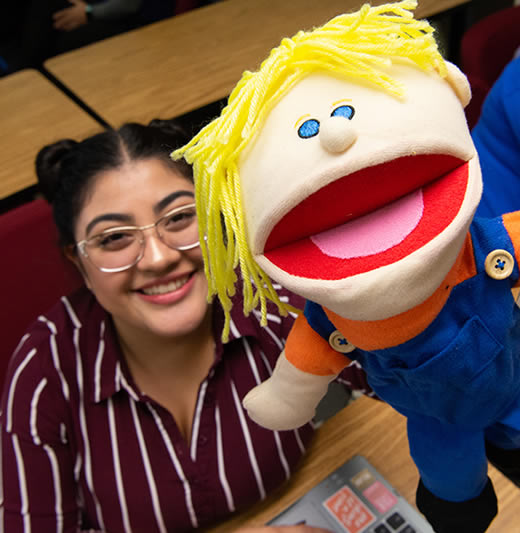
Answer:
[
  {"xmin": 331, "ymin": 105, "xmax": 355, "ymax": 119},
  {"xmin": 298, "ymin": 119, "xmax": 320, "ymax": 138}
]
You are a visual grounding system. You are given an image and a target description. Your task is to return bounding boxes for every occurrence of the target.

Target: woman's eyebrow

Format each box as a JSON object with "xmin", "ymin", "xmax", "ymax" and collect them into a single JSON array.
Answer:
[
  {"xmin": 85, "ymin": 213, "xmax": 134, "ymax": 236},
  {"xmin": 154, "ymin": 190, "xmax": 194, "ymax": 215},
  {"xmin": 84, "ymin": 190, "xmax": 195, "ymax": 236}
]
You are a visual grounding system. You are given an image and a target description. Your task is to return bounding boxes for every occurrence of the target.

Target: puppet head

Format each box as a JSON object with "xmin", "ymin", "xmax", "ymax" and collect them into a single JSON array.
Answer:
[{"xmin": 173, "ymin": 0, "xmax": 481, "ymax": 337}]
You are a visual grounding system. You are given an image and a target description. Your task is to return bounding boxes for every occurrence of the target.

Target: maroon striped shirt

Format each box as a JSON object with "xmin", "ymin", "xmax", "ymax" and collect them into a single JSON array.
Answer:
[{"xmin": 1, "ymin": 285, "xmax": 369, "ymax": 532}]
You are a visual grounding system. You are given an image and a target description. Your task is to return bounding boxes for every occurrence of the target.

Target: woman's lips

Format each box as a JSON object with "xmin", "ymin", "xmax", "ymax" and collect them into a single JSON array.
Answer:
[
  {"xmin": 136, "ymin": 272, "xmax": 197, "ymax": 305},
  {"xmin": 263, "ymin": 161, "xmax": 469, "ymax": 279}
]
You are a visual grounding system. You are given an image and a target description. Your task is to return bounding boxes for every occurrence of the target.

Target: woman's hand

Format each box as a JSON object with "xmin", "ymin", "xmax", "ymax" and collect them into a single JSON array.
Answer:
[{"xmin": 53, "ymin": 0, "xmax": 89, "ymax": 31}]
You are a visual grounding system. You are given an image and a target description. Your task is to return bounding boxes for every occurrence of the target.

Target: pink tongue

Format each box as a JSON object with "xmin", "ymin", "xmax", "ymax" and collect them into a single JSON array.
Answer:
[{"xmin": 310, "ymin": 189, "xmax": 424, "ymax": 259}]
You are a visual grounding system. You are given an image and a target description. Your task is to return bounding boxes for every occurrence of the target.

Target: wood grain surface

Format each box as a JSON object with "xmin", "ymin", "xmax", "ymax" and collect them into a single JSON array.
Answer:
[
  {"xmin": 44, "ymin": 0, "xmax": 470, "ymax": 126},
  {"xmin": 0, "ymin": 69, "xmax": 102, "ymax": 200}
]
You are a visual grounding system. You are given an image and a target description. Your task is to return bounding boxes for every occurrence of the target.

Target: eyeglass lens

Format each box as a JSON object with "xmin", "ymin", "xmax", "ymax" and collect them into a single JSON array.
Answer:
[{"xmin": 85, "ymin": 205, "xmax": 199, "ymax": 271}]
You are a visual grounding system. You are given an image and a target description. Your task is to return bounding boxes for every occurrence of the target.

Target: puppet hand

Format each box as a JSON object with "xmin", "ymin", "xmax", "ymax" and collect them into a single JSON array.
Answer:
[{"xmin": 243, "ymin": 350, "xmax": 336, "ymax": 430}]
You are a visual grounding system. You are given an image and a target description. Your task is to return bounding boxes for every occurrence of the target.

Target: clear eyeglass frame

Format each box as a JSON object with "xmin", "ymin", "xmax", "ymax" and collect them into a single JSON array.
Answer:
[{"xmin": 76, "ymin": 202, "xmax": 200, "ymax": 273}]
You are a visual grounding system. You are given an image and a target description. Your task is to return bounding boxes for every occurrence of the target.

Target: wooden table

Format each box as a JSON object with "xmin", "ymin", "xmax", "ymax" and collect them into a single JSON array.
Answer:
[
  {"xmin": 204, "ymin": 396, "xmax": 520, "ymax": 532},
  {"xmin": 0, "ymin": 69, "xmax": 102, "ymax": 201},
  {"xmin": 44, "ymin": 0, "xmax": 471, "ymax": 127}
]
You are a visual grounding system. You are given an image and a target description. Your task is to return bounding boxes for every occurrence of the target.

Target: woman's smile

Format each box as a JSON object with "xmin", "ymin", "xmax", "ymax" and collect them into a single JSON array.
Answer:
[{"xmin": 136, "ymin": 270, "xmax": 200, "ymax": 305}]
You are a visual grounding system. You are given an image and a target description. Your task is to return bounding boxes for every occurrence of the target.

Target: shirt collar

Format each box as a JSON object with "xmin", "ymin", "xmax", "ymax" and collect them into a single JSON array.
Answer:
[
  {"xmin": 91, "ymin": 294, "xmax": 262, "ymax": 403},
  {"xmin": 90, "ymin": 315, "xmax": 140, "ymax": 403}
]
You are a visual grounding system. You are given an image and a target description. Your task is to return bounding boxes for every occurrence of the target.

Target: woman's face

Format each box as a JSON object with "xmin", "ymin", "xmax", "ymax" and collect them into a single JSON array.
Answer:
[{"xmin": 72, "ymin": 158, "xmax": 209, "ymax": 341}]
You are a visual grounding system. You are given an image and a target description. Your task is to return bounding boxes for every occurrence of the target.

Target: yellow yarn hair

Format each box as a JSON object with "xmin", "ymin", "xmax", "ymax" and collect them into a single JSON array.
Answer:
[{"xmin": 172, "ymin": 0, "xmax": 446, "ymax": 341}]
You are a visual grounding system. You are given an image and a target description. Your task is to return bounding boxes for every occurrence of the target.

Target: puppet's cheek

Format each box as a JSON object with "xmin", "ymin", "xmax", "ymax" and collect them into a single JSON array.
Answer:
[{"xmin": 311, "ymin": 189, "xmax": 423, "ymax": 259}]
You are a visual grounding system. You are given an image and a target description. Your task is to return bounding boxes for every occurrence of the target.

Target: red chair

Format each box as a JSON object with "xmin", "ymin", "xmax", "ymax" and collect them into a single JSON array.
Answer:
[
  {"xmin": 460, "ymin": 5, "xmax": 520, "ymax": 128},
  {"xmin": 175, "ymin": 0, "xmax": 201, "ymax": 15},
  {"xmin": 0, "ymin": 198, "xmax": 83, "ymax": 392}
]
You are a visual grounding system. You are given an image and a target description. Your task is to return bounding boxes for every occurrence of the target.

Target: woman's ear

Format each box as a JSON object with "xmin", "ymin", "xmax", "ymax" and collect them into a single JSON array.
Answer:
[
  {"xmin": 64, "ymin": 245, "xmax": 92, "ymax": 289},
  {"xmin": 444, "ymin": 61, "xmax": 472, "ymax": 109}
]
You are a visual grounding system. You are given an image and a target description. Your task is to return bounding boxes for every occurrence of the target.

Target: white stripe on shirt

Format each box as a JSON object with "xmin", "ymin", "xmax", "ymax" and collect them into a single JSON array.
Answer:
[
  {"xmin": 43, "ymin": 444, "xmax": 63, "ymax": 533},
  {"xmin": 6, "ymin": 348, "xmax": 37, "ymax": 432},
  {"xmin": 107, "ymin": 398, "xmax": 132, "ymax": 532},
  {"xmin": 93, "ymin": 321, "xmax": 106, "ymax": 402},
  {"xmin": 49, "ymin": 333, "xmax": 70, "ymax": 402},
  {"xmin": 231, "ymin": 381, "xmax": 266, "ymax": 499},
  {"xmin": 73, "ymin": 326, "xmax": 105, "ymax": 531},
  {"xmin": 59, "ymin": 424, "xmax": 67, "ymax": 445},
  {"xmin": 229, "ymin": 317, "xmax": 241, "ymax": 339},
  {"xmin": 259, "ymin": 350, "xmax": 274, "ymax": 377},
  {"xmin": 190, "ymin": 380, "xmax": 208, "ymax": 461},
  {"xmin": 12, "ymin": 433, "xmax": 31, "ymax": 533},
  {"xmin": 12, "ymin": 333, "xmax": 30, "ymax": 357},
  {"xmin": 147, "ymin": 405, "xmax": 198, "ymax": 528},
  {"xmin": 215, "ymin": 406, "xmax": 235, "ymax": 512},
  {"xmin": 273, "ymin": 430, "xmax": 290, "ymax": 481},
  {"xmin": 129, "ymin": 399, "xmax": 167, "ymax": 533},
  {"xmin": 243, "ymin": 338, "xmax": 262, "ymax": 386},
  {"xmin": 293, "ymin": 427, "xmax": 306, "ymax": 455},
  {"xmin": 73, "ymin": 453, "xmax": 82, "ymax": 484},
  {"xmin": 29, "ymin": 378, "xmax": 47, "ymax": 445},
  {"xmin": 38, "ymin": 315, "xmax": 69, "ymax": 402},
  {"xmin": 61, "ymin": 296, "xmax": 81, "ymax": 329},
  {"xmin": 119, "ymin": 371, "xmax": 140, "ymax": 402},
  {"xmin": 38, "ymin": 315, "xmax": 57, "ymax": 335}
]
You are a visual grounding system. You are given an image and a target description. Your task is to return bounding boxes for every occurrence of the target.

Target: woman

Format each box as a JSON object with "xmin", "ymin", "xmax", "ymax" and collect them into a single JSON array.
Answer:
[{"xmin": 0, "ymin": 119, "xmax": 366, "ymax": 532}]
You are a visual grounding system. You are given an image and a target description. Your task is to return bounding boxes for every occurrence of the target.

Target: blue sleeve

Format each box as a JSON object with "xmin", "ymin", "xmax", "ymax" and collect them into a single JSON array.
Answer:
[
  {"xmin": 407, "ymin": 414, "xmax": 488, "ymax": 502},
  {"xmin": 303, "ymin": 300, "xmax": 335, "ymax": 340},
  {"xmin": 473, "ymin": 57, "xmax": 520, "ymax": 218}
]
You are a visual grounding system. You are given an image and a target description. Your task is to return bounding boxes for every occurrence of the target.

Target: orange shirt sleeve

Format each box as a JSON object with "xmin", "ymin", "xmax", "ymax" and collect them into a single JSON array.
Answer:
[
  {"xmin": 502, "ymin": 211, "xmax": 520, "ymax": 288},
  {"xmin": 285, "ymin": 314, "xmax": 352, "ymax": 376}
]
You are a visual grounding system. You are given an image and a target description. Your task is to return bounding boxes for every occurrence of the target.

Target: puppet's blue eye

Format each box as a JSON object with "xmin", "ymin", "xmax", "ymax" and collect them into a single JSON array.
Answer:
[
  {"xmin": 298, "ymin": 119, "xmax": 320, "ymax": 138},
  {"xmin": 331, "ymin": 105, "xmax": 355, "ymax": 120}
]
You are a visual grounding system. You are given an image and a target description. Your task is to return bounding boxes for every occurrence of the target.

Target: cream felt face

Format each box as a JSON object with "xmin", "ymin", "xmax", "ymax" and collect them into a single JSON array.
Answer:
[{"xmin": 238, "ymin": 64, "xmax": 482, "ymax": 320}]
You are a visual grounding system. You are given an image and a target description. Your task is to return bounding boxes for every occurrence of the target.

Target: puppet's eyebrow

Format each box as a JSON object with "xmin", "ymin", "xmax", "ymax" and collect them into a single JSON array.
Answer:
[
  {"xmin": 332, "ymin": 98, "xmax": 353, "ymax": 107},
  {"xmin": 294, "ymin": 114, "xmax": 311, "ymax": 129}
]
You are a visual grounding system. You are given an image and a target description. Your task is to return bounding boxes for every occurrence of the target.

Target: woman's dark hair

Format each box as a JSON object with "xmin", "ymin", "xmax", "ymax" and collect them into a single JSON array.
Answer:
[{"xmin": 36, "ymin": 118, "xmax": 193, "ymax": 247}]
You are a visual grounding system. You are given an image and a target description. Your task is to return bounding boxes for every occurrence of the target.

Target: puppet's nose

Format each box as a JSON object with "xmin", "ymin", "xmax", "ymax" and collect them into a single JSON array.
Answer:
[{"xmin": 319, "ymin": 116, "xmax": 357, "ymax": 153}]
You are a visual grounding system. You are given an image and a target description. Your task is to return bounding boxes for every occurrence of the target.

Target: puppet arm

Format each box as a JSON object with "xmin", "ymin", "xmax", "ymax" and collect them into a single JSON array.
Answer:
[
  {"xmin": 242, "ymin": 313, "xmax": 351, "ymax": 430},
  {"xmin": 408, "ymin": 414, "xmax": 498, "ymax": 533},
  {"xmin": 503, "ymin": 211, "xmax": 520, "ymax": 291}
]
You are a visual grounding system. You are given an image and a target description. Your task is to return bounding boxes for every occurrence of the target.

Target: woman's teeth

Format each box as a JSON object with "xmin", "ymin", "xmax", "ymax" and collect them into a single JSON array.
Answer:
[{"xmin": 141, "ymin": 276, "xmax": 189, "ymax": 295}]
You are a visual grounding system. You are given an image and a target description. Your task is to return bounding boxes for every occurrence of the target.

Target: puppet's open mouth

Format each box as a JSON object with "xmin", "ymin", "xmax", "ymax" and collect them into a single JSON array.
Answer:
[{"xmin": 263, "ymin": 154, "xmax": 469, "ymax": 279}]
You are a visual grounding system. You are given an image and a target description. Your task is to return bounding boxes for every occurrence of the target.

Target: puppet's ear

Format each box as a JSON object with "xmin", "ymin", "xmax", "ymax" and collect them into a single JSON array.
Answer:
[{"xmin": 444, "ymin": 61, "xmax": 472, "ymax": 109}]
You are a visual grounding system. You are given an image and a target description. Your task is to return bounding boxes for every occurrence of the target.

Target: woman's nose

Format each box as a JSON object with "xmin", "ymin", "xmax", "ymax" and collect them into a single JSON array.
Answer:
[
  {"xmin": 138, "ymin": 234, "xmax": 181, "ymax": 269},
  {"xmin": 319, "ymin": 116, "xmax": 357, "ymax": 153}
]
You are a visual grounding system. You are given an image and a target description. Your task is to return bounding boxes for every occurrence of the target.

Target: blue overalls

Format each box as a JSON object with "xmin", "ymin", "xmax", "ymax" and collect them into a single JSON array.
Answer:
[{"xmin": 304, "ymin": 215, "xmax": 520, "ymax": 502}]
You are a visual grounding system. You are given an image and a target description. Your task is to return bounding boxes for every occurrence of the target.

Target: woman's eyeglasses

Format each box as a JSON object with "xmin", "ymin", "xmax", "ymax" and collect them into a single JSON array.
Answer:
[{"xmin": 76, "ymin": 203, "xmax": 200, "ymax": 273}]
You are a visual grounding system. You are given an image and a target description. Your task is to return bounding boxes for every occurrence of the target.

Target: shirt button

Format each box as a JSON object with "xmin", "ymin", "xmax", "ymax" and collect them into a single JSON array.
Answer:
[
  {"xmin": 484, "ymin": 249, "xmax": 515, "ymax": 280},
  {"xmin": 328, "ymin": 330, "xmax": 355, "ymax": 353}
]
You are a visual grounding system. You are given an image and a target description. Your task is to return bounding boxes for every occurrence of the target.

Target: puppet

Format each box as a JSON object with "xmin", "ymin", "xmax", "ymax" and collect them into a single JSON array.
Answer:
[{"xmin": 173, "ymin": 2, "xmax": 520, "ymax": 531}]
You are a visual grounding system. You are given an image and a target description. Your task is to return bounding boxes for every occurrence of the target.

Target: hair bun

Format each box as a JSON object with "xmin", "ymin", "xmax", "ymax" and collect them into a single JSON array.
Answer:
[
  {"xmin": 36, "ymin": 139, "xmax": 78, "ymax": 203},
  {"xmin": 147, "ymin": 118, "xmax": 190, "ymax": 145}
]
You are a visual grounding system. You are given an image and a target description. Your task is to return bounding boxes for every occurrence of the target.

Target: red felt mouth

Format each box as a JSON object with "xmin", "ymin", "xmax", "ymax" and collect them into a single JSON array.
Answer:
[{"xmin": 263, "ymin": 154, "xmax": 469, "ymax": 279}]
